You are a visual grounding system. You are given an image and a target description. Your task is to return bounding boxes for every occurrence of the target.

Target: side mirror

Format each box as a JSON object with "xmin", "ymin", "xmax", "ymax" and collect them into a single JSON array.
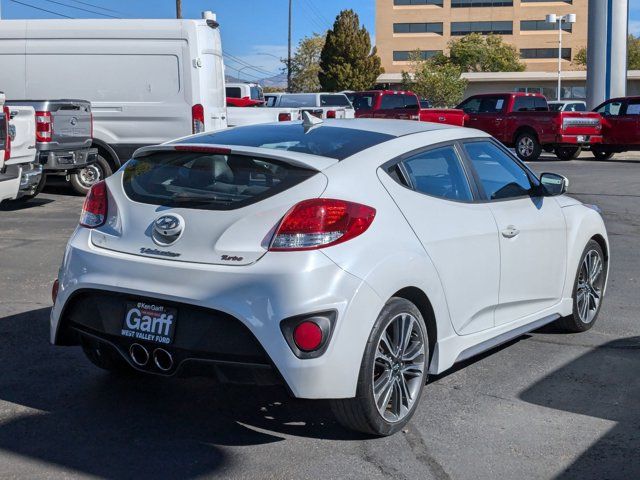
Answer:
[{"xmin": 540, "ymin": 172, "xmax": 569, "ymax": 196}]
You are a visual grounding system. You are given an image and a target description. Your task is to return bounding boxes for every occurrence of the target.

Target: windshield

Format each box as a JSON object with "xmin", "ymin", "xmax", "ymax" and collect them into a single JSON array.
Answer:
[
  {"xmin": 320, "ymin": 94, "xmax": 352, "ymax": 107},
  {"xmin": 351, "ymin": 93, "xmax": 376, "ymax": 110},
  {"xmin": 278, "ymin": 94, "xmax": 317, "ymax": 108},
  {"xmin": 250, "ymin": 85, "xmax": 264, "ymax": 100},
  {"xmin": 179, "ymin": 123, "xmax": 395, "ymax": 160},
  {"xmin": 123, "ymin": 151, "xmax": 316, "ymax": 211}
]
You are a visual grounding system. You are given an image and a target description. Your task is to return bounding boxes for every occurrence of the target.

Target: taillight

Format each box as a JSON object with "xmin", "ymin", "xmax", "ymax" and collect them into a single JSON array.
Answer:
[
  {"xmin": 35, "ymin": 111, "xmax": 52, "ymax": 142},
  {"xmin": 278, "ymin": 112, "xmax": 292, "ymax": 122},
  {"xmin": 269, "ymin": 198, "xmax": 376, "ymax": 251},
  {"xmin": 326, "ymin": 110, "xmax": 336, "ymax": 119},
  {"xmin": 79, "ymin": 180, "xmax": 108, "ymax": 228},
  {"xmin": 3, "ymin": 106, "xmax": 10, "ymax": 161},
  {"xmin": 192, "ymin": 104, "xmax": 205, "ymax": 134},
  {"xmin": 52, "ymin": 279, "xmax": 60, "ymax": 304},
  {"xmin": 293, "ymin": 321, "xmax": 323, "ymax": 351}
]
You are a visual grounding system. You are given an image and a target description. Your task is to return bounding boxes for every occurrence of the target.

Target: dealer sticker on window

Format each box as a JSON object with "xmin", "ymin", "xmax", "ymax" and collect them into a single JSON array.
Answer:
[{"xmin": 121, "ymin": 302, "xmax": 177, "ymax": 344}]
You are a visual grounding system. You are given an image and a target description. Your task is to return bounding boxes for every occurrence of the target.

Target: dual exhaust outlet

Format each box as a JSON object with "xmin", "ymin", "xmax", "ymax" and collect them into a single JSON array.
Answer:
[{"xmin": 129, "ymin": 343, "xmax": 174, "ymax": 372}]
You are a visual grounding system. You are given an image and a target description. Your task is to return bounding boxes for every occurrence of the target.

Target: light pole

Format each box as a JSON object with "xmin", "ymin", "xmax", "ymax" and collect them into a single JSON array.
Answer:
[{"xmin": 546, "ymin": 13, "xmax": 577, "ymax": 101}]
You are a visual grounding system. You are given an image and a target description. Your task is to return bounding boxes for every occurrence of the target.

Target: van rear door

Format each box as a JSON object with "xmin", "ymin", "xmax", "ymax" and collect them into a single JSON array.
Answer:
[{"xmin": 196, "ymin": 23, "xmax": 227, "ymax": 131}]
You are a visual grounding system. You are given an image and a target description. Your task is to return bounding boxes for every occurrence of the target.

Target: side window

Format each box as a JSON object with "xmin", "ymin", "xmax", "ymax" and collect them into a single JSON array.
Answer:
[
  {"xmin": 513, "ymin": 96, "xmax": 535, "ymax": 112},
  {"xmin": 464, "ymin": 141, "xmax": 533, "ymax": 200},
  {"xmin": 380, "ymin": 95, "xmax": 404, "ymax": 110},
  {"xmin": 626, "ymin": 100, "xmax": 640, "ymax": 115},
  {"xmin": 596, "ymin": 101, "xmax": 623, "ymax": 116},
  {"xmin": 458, "ymin": 97, "xmax": 481, "ymax": 114},
  {"xmin": 479, "ymin": 97, "xmax": 505, "ymax": 113},
  {"xmin": 226, "ymin": 87, "xmax": 243, "ymax": 98},
  {"xmin": 401, "ymin": 146, "xmax": 473, "ymax": 202},
  {"xmin": 573, "ymin": 103, "xmax": 586, "ymax": 112}
]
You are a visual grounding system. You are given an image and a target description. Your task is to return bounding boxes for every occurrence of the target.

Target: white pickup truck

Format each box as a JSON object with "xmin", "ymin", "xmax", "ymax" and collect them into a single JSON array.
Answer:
[
  {"xmin": 264, "ymin": 92, "xmax": 355, "ymax": 119},
  {"xmin": 0, "ymin": 94, "xmax": 42, "ymax": 203},
  {"xmin": 226, "ymin": 106, "xmax": 301, "ymax": 127}
]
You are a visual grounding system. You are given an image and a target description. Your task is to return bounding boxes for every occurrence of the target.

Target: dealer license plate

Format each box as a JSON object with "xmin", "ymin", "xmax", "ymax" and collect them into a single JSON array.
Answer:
[{"xmin": 121, "ymin": 301, "xmax": 177, "ymax": 345}]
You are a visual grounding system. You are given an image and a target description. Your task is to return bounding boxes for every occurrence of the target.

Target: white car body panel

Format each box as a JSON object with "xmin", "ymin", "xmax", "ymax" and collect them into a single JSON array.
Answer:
[
  {"xmin": 50, "ymin": 119, "xmax": 610, "ymax": 398},
  {"xmin": 226, "ymin": 107, "xmax": 301, "ymax": 127},
  {"xmin": 6, "ymin": 105, "xmax": 36, "ymax": 166}
]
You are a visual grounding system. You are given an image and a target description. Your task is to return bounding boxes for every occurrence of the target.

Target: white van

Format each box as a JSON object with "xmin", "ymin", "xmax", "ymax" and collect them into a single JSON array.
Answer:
[{"xmin": 0, "ymin": 14, "xmax": 226, "ymax": 179}]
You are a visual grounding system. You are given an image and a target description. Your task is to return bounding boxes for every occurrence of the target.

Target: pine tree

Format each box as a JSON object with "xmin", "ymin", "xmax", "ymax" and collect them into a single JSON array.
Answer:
[{"xmin": 319, "ymin": 9, "xmax": 383, "ymax": 91}]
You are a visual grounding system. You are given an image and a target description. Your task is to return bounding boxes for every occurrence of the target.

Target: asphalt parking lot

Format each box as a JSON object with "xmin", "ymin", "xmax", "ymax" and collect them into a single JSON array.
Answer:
[{"xmin": 1, "ymin": 152, "xmax": 639, "ymax": 480}]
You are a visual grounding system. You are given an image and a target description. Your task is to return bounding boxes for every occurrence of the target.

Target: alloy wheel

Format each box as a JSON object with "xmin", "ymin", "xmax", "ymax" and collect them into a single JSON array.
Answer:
[
  {"xmin": 576, "ymin": 249, "xmax": 604, "ymax": 324},
  {"xmin": 77, "ymin": 164, "xmax": 103, "ymax": 189},
  {"xmin": 518, "ymin": 136, "xmax": 534, "ymax": 157},
  {"xmin": 372, "ymin": 313, "xmax": 425, "ymax": 423}
]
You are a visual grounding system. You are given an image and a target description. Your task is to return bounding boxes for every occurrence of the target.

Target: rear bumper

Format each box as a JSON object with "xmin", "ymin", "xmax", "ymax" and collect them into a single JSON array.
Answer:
[
  {"xmin": 39, "ymin": 147, "xmax": 98, "ymax": 171},
  {"xmin": 51, "ymin": 229, "xmax": 383, "ymax": 399},
  {"xmin": 555, "ymin": 134, "xmax": 603, "ymax": 145}
]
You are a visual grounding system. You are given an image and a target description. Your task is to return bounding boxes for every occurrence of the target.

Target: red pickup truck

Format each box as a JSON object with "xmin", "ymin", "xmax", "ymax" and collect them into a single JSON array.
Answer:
[
  {"xmin": 350, "ymin": 90, "xmax": 465, "ymax": 126},
  {"xmin": 458, "ymin": 93, "xmax": 603, "ymax": 161},
  {"xmin": 592, "ymin": 96, "xmax": 640, "ymax": 160}
]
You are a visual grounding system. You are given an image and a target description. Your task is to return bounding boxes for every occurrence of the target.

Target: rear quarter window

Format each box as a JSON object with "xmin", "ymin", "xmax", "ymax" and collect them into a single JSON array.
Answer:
[{"xmin": 123, "ymin": 151, "xmax": 316, "ymax": 211}]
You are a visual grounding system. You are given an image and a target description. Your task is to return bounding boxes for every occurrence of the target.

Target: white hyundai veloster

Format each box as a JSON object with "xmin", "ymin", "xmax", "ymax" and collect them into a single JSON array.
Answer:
[{"xmin": 51, "ymin": 117, "xmax": 609, "ymax": 436}]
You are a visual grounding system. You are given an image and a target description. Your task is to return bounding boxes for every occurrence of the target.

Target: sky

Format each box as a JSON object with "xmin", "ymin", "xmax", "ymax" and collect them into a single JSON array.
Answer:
[{"xmin": 0, "ymin": 0, "xmax": 637, "ymax": 80}]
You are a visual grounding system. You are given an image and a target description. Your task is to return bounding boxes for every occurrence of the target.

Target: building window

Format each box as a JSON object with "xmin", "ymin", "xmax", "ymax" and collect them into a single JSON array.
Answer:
[
  {"xmin": 451, "ymin": 0, "xmax": 513, "ymax": 7},
  {"xmin": 393, "ymin": 50, "xmax": 442, "ymax": 61},
  {"xmin": 520, "ymin": 48, "xmax": 571, "ymax": 60},
  {"xmin": 521, "ymin": 20, "xmax": 572, "ymax": 32},
  {"xmin": 393, "ymin": 0, "xmax": 443, "ymax": 5},
  {"xmin": 521, "ymin": 0, "xmax": 572, "ymax": 3},
  {"xmin": 451, "ymin": 21, "xmax": 513, "ymax": 35},
  {"xmin": 394, "ymin": 22, "xmax": 443, "ymax": 34}
]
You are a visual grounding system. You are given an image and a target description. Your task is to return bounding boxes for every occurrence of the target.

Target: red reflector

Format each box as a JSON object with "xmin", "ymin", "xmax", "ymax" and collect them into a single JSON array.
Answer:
[
  {"xmin": 326, "ymin": 110, "xmax": 336, "ymax": 119},
  {"xmin": 192, "ymin": 104, "xmax": 205, "ymax": 134},
  {"xmin": 174, "ymin": 146, "xmax": 231, "ymax": 155},
  {"xmin": 35, "ymin": 111, "xmax": 52, "ymax": 143},
  {"xmin": 3, "ymin": 106, "xmax": 10, "ymax": 161},
  {"xmin": 79, "ymin": 180, "xmax": 108, "ymax": 228},
  {"xmin": 52, "ymin": 279, "xmax": 60, "ymax": 304},
  {"xmin": 293, "ymin": 321, "xmax": 323, "ymax": 351},
  {"xmin": 278, "ymin": 112, "xmax": 292, "ymax": 122},
  {"xmin": 269, "ymin": 198, "xmax": 376, "ymax": 251}
]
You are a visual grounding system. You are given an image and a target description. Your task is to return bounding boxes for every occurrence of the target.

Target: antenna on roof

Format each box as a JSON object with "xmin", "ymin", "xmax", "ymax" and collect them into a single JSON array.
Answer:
[{"xmin": 302, "ymin": 111, "xmax": 323, "ymax": 132}]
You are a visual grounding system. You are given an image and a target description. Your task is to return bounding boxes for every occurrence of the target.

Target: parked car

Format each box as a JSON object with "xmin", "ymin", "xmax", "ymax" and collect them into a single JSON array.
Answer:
[
  {"xmin": 51, "ymin": 116, "xmax": 609, "ymax": 436},
  {"xmin": 458, "ymin": 93, "xmax": 603, "ymax": 161},
  {"xmin": 6, "ymin": 99, "xmax": 96, "ymax": 195},
  {"xmin": 548, "ymin": 100, "xmax": 587, "ymax": 112},
  {"xmin": 0, "ymin": 14, "xmax": 226, "ymax": 190},
  {"xmin": 0, "ymin": 99, "xmax": 43, "ymax": 203},
  {"xmin": 591, "ymin": 96, "xmax": 640, "ymax": 160},
  {"xmin": 265, "ymin": 92, "xmax": 355, "ymax": 119},
  {"xmin": 226, "ymin": 82, "xmax": 265, "ymax": 107},
  {"xmin": 351, "ymin": 90, "xmax": 465, "ymax": 126},
  {"xmin": 226, "ymin": 106, "xmax": 301, "ymax": 127}
]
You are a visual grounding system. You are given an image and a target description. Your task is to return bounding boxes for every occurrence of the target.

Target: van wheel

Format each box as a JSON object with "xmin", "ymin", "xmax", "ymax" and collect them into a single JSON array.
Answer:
[
  {"xmin": 515, "ymin": 132, "xmax": 542, "ymax": 161},
  {"xmin": 69, "ymin": 155, "xmax": 112, "ymax": 195},
  {"xmin": 331, "ymin": 298, "xmax": 428, "ymax": 436},
  {"xmin": 555, "ymin": 146, "xmax": 582, "ymax": 161}
]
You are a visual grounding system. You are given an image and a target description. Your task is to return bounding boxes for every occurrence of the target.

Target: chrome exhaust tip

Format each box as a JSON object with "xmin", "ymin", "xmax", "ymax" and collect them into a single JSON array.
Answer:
[
  {"xmin": 153, "ymin": 348, "xmax": 174, "ymax": 372},
  {"xmin": 129, "ymin": 343, "xmax": 150, "ymax": 367}
]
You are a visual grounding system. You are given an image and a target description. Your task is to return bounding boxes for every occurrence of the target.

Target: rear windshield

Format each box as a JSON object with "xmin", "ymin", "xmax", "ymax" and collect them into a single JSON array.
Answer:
[
  {"xmin": 180, "ymin": 123, "xmax": 395, "ymax": 160},
  {"xmin": 278, "ymin": 94, "xmax": 317, "ymax": 108},
  {"xmin": 320, "ymin": 94, "xmax": 351, "ymax": 107},
  {"xmin": 351, "ymin": 93, "xmax": 376, "ymax": 110},
  {"xmin": 123, "ymin": 152, "xmax": 316, "ymax": 211},
  {"xmin": 548, "ymin": 103, "xmax": 563, "ymax": 112}
]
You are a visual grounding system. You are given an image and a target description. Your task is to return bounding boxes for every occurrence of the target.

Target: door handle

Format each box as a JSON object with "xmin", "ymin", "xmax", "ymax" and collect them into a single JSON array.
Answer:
[{"xmin": 501, "ymin": 226, "xmax": 520, "ymax": 239}]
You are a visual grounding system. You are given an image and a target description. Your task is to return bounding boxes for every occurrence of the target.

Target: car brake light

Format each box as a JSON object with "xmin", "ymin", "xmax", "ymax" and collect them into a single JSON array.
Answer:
[
  {"xmin": 269, "ymin": 198, "xmax": 376, "ymax": 251},
  {"xmin": 326, "ymin": 110, "xmax": 336, "ymax": 119},
  {"xmin": 3, "ymin": 106, "xmax": 10, "ymax": 161},
  {"xmin": 293, "ymin": 321, "xmax": 323, "ymax": 351},
  {"xmin": 79, "ymin": 180, "xmax": 108, "ymax": 228},
  {"xmin": 278, "ymin": 112, "xmax": 292, "ymax": 122},
  {"xmin": 192, "ymin": 104, "xmax": 205, "ymax": 134},
  {"xmin": 52, "ymin": 279, "xmax": 59, "ymax": 304},
  {"xmin": 35, "ymin": 111, "xmax": 52, "ymax": 142},
  {"xmin": 410, "ymin": 114, "xmax": 419, "ymax": 121}
]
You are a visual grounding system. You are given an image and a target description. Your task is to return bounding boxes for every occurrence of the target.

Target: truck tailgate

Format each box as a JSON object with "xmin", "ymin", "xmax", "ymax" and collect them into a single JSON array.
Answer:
[{"xmin": 419, "ymin": 108, "xmax": 466, "ymax": 126}]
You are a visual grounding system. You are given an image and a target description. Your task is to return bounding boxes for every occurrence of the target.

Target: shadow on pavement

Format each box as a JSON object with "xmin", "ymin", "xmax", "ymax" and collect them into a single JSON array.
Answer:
[
  {"xmin": 0, "ymin": 308, "xmax": 365, "ymax": 479},
  {"xmin": 519, "ymin": 335, "xmax": 640, "ymax": 480},
  {"xmin": 0, "ymin": 197, "xmax": 54, "ymax": 211}
]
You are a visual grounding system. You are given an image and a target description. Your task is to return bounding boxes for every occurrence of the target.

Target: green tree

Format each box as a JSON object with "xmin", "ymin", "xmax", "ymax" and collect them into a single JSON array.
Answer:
[
  {"xmin": 401, "ymin": 51, "xmax": 468, "ymax": 107},
  {"xmin": 449, "ymin": 33, "xmax": 525, "ymax": 72},
  {"xmin": 319, "ymin": 9, "xmax": 383, "ymax": 91},
  {"xmin": 288, "ymin": 33, "xmax": 325, "ymax": 93},
  {"xmin": 574, "ymin": 35, "xmax": 640, "ymax": 69}
]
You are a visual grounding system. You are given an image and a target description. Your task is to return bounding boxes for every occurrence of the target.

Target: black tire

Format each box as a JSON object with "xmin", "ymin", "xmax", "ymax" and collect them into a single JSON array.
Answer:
[
  {"xmin": 515, "ymin": 131, "xmax": 542, "ymax": 161},
  {"xmin": 555, "ymin": 146, "xmax": 582, "ymax": 161},
  {"xmin": 555, "ymin": 240, "xmax": 607, "ymax": 333},
  {"xmin": 543, "ymin": 146, "xmax": 555, "ymax": 153},
  {"xmin": 81, "ymin": 337, "xmax": 134, "ymax": 374},
  {"xmin": 591, "ymin": 147, "xmax": 614, "ymax": 161},
  {"xmin": 69, "ymin": 154, "xmax": 113, "ymax": 195},
  {"xmin": 331, "ymin": 297, "xmax": 429, "ymax": 436}
]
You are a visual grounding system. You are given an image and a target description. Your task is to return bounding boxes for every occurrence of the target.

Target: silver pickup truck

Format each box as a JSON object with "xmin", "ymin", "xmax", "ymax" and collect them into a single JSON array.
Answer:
[{"xmin": 6, "ymin": 99, "xmax": 97, "ymax": 195}]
